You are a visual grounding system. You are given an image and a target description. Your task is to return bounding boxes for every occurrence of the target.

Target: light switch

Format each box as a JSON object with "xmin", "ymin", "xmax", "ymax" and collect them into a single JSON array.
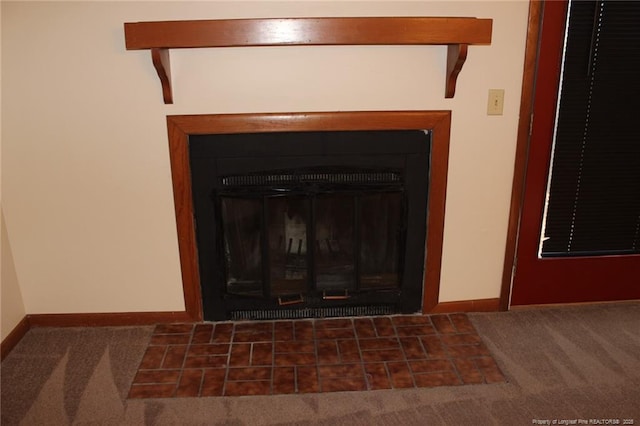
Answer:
[{"xmin": 487, "ymin": 89, "xmax": 505, "ymax": 115}]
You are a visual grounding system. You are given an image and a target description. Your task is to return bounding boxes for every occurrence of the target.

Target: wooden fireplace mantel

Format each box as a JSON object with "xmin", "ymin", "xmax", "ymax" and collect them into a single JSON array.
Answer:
[{"xmin": 124, "ymin": 17, "xmax": 493, "ymax": 104}]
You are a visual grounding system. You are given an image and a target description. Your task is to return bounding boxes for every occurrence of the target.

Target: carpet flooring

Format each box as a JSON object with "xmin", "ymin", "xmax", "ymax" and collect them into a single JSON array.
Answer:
[{"xmin": 2, "ymin": 302, "xmax": 639, "ymax": 425}]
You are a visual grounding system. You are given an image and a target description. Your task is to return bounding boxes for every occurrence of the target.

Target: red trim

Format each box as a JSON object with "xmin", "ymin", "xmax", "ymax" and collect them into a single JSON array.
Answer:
[
  {"xmin": 511, "ymin": 0, "xmax": 569, "ymax": 306},
  {"xmin": 519, "ymin": 0, "xmax": 568, "ymax": 257},
  {"xmin": 513, "ymin": 254, "xmax": 640, "ymax": 305},
  {"xmin": 511, "ymin": 0, "xmax": 640, "ymax": 306}
]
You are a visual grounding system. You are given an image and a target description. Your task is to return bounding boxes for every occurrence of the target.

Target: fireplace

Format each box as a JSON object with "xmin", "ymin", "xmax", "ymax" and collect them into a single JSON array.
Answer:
[
  {"xmin": 190, "ymin": 130, "xmax": 429, "ymax": 320},
  {"xmin": 124, "ymin": 17, "xmax": 486, "ymax": 321},
  {"xmin": 166, "ymin": 111, "xmax": 450, "ymax": 322}
]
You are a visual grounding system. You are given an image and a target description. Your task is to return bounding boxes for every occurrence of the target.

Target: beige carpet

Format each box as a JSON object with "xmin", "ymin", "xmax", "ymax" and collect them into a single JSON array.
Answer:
[{"xmin": 2, "ymin": 302, "xmax": 639, "ymax": 425}]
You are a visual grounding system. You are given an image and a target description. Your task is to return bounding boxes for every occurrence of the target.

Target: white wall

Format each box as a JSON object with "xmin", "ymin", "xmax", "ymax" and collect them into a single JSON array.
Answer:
[
  {"xmin": 1, "ymin": 1, "xmax": 529, "ymax": 333},
  {"xmin": 1, "ymin": 1, "xmax": 29, "ymax": 340},
  {"xmin": 2, "ymin": 212, "xmax": 26, "ymax": 340}
]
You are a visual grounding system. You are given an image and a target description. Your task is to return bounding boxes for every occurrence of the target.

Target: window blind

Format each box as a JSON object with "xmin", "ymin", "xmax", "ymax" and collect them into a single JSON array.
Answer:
[{"xmin": 541, "ymin": 0, "xmax": 640, "ymax": 257}]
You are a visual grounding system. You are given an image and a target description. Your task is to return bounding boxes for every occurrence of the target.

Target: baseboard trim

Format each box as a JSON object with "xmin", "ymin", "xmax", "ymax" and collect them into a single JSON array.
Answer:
[
  {"xmin": 27, "ymin": 311, "xmax": 195, "ymax": 327},
  {"xmin": 1, "ymin": 299, "xmax": 501, "ymax": 360},
  {"xmin": 429, "ymin": 298, "xmax": 501, "ymax": 313},
  {"xmin": 1, "ymin": 316, "xmax": 31, "ymax": 361},
  {"xmin": 1, "ymin": 311, "xmax": 195, "ymax": 360}
]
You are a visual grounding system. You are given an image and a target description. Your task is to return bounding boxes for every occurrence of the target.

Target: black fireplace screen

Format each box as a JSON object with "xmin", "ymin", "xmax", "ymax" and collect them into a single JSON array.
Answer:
[
  {"xmin": 220, "ymin": 172, "xmax": 404, "ymax": 300},
  {"xmin": 189, "ymin": 130, "xmax": 430, "ymax": 321}
]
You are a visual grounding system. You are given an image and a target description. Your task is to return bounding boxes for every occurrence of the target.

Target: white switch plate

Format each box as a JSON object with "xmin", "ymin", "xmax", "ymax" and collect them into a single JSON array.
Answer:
[{"xmin": 487, "ymin": 89, "xmax": 505, "ymax": 115}]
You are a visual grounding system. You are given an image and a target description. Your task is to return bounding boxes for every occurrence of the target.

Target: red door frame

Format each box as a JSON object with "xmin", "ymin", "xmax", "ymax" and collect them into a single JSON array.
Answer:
[{"xmin": 505, "ymin": 0, "xmax": 640, "ymax": 307}]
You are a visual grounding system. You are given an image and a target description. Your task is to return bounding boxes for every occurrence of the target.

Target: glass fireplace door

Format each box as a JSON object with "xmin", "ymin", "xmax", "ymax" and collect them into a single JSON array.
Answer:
[
  {"xmin": 267, "ymin": 196, "xmax": 309, "ymax": 298},
  {"xmin": 314, "ymin": 194, "xmax": 356, "ymax": 293},
  {"xmin": 190, "ymin": 129, "xmax": 430, "ymax": 320},
  {"xmin": 360, "ymin": 192, "xmax": 403, "ymax": 290},
  {"xmin": 220, "ymin": 189, "xmax": 403, "ymax": 302},
  {"xmin": 220, "ymin": 197, "xmax": 263, "ymax": 297}
]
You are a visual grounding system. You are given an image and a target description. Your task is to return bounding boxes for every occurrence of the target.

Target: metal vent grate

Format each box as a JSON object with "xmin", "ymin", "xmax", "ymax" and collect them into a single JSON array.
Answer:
[
  {"xmin": 222, "ymin": 172, "xmax": 401, "ymax": 187},
  {"xmin": 230, "ymin": 305, "xmax": 398, "ymax": 321}
]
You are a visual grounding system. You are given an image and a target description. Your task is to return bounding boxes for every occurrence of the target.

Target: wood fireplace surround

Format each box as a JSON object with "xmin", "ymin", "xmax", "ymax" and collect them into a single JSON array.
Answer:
[
  {"xmin": 124, "ymin": 17, "xmax": 491, "ymax": 321},
  {"xmin": 168, "ymin": 111, "xmax": 450, "ymax": 321}
]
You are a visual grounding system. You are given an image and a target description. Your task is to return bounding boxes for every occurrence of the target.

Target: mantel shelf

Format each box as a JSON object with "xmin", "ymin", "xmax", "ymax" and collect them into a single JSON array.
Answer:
[{"xmin": 124, "ymin": 17, "xmax": 493, "ymax": 104}]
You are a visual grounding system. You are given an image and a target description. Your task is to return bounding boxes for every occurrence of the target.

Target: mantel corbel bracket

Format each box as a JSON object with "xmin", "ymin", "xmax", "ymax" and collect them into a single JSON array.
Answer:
[
  {"xmin": 151, "ymin": 48, "xmax": 172, "ymax": 104},
  {"xmin": 124, "ymin": 17, "xmax": 492, "ymax": 104},
  {"xmin": 446, "ymin": 44, "xmax": 469, "ymax": 98}
]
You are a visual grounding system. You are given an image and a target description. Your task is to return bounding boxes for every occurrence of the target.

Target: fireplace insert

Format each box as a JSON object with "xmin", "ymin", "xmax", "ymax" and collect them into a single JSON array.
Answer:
[{"xmin": 189, "ymin": 130, "xmax": 429, "ymax": 321}]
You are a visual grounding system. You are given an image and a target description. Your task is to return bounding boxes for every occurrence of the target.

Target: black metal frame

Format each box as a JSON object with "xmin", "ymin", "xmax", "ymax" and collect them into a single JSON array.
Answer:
[{"xmin": 189, "ymin": 130, "xmax": 430, "ymax": 321}]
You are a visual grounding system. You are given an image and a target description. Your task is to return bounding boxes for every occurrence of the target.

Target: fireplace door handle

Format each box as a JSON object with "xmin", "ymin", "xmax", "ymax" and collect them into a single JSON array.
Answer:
[
  {"xmin": 322, "ymin": 290, "xmax": 351, "ymax": 300},
  {"xmin": 278, "ymin": 294, "xmax": 305, "ymax": 306}
]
